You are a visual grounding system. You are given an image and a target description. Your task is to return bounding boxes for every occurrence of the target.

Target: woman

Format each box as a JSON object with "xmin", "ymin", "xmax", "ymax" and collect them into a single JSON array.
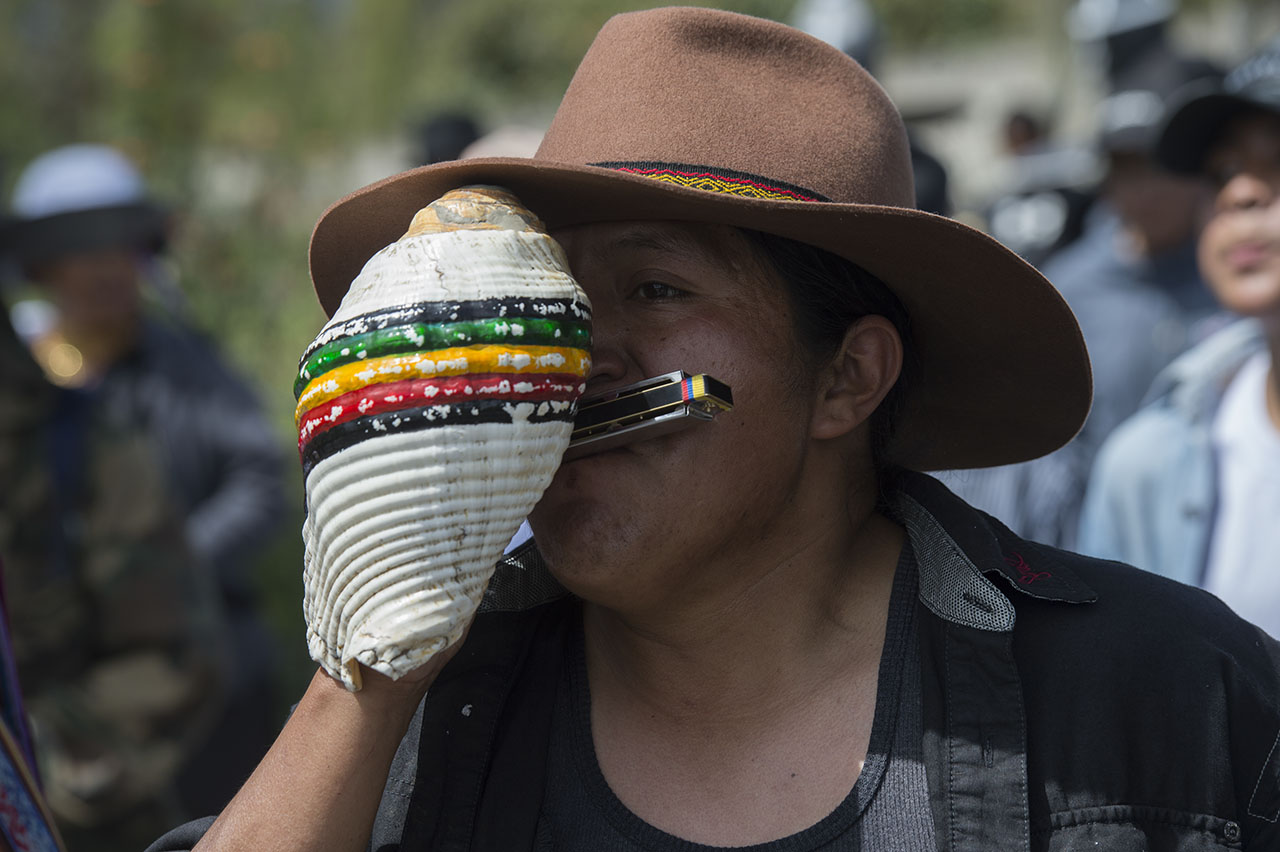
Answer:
[
  {"xmin": 1080, "ymin": 35, "xmax": 1280, "ymax": 639},
  {"xmin": 154, "ymin": 8, "xmax": 1280, "ymax": 851}
]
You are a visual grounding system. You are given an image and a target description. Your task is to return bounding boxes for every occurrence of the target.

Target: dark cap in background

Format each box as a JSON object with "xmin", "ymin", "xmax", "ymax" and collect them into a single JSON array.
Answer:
[
  {"xmin": 1097, "ymin": 51, "xmax": 1222, "ymax": 156},
  {"xmin": 1157, "ymin": 35, "xmax": 1280, "ymax": 174}
]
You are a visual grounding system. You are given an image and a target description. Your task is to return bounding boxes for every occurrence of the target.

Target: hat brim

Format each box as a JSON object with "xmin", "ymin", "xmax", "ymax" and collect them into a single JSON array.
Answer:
[
  {"xmin": 1, "ymin": 202, "xmax": 168, "ymax": 271},
  {"xmin": 309, "ymin": 158, "xmax": 1091, "ymax": 472},
  {"xmin": 1099, "ymin": 123, "xmax": 1158, "ymax": 155},
  {"xmin": 1157, "ymin": 90, "xmax": 1280, "ymax": 174}
]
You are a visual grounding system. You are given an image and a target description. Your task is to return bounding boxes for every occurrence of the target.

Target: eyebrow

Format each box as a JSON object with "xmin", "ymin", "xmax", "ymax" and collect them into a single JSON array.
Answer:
[
  {"xmin": 567, "ymin": 222, "xmax": 763, "ymax": 279},
  {"xmin": 607, "ymin": 225, "xmax": 712, "ymax": 258}
]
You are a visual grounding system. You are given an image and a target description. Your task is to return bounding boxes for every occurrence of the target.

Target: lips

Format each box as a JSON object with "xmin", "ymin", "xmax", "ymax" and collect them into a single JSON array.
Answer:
[{"xmin": 1223, "ymin": 241, "xmax": 1273, "ymax": 271}]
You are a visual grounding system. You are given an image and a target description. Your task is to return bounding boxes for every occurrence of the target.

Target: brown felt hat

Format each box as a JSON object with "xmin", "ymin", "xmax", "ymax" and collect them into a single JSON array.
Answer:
[{"xmin": 308, "ymin": 6, "xmax": 1091, "ymax": 471}]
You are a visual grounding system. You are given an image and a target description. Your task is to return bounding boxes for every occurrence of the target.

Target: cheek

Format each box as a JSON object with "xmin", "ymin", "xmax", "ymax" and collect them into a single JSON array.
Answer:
[
  {"xmin": 1197, "ymin": 218, "xmax": 1230, "ymax": 277},
  {"xmin": 1124, "ymin": 179, "xmax": 1199, "ymax": 231},
  {"xmin": 632, "ymin": 318, "xmax": 806, "ymax": 414},
  {"xmin": 50, "ymin": 260, "xmax": 141, "ymax": 321},
  {"xmin": 690, "ymin": 301, "xmax": 811, "ymax": 383},
  {"xmin": 529, "ymin": 350, "xmax": 814, "ymax": 595}
]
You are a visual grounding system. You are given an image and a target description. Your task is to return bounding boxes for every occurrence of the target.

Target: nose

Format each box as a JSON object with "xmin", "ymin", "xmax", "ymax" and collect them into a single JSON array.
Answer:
[
  {"xmin": 1217, "ymin": 171, "xmax": 1277, "ymax": 213},
  {"xmin": 583, "ymin": 298, "xmax": 629, "ymax": 391}
]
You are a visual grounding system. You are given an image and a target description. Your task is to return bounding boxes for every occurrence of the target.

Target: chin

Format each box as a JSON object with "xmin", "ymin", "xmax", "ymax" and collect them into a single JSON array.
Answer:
[
  {"xmin": 1213, "ymin": 276, "xmax": 1280, "ymax": 317},
  {"xmin": 531, "ymin": 490, "xmax": 630, "ymax": 558},
  {"xmin": 531, "ymin": 476, "xmax": 663, "ymax": 583},
  {"xmin": 532, "ymin": 518, "xmax": 647, "ymax": 606}
]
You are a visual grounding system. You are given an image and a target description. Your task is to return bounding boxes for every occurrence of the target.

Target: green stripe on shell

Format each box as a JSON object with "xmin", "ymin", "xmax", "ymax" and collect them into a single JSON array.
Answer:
[{"xmin": 294, "ymin": 317, "xmax": 592, "ymax": 399}]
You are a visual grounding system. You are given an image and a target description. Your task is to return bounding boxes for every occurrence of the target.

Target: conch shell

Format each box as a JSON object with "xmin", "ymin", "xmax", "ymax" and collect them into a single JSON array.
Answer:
[{"xmin": 294, "ymin": 186, "xmax": 591, "ymax": 690}]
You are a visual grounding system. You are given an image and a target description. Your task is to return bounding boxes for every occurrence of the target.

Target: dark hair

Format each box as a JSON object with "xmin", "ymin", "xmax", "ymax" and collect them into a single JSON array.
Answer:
[{"xmin": 740, "ymin": 229, "xmax": 915, "ymax": 474}]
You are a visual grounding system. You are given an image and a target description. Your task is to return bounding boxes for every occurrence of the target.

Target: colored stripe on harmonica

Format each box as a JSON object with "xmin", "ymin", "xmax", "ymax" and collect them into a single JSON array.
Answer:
[{"xmin": 571, "ymin": 373, "xmax": 732, "ymax": 440}]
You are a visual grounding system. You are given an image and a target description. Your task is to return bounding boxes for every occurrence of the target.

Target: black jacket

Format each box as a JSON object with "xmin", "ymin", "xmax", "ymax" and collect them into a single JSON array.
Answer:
[{"xmin": 148, "ymin": 472, "xmax": 1280, "ymax": 851}]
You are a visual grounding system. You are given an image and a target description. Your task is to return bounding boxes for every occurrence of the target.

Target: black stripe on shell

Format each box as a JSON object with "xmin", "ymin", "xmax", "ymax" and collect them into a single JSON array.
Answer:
[{"xmin": 301, "ymin": 398, "xmax": 575, "ymax": 479}]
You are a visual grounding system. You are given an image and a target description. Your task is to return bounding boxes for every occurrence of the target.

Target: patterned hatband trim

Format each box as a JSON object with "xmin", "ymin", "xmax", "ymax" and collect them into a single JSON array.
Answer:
[{"xmin": 592, "ymin": 161, "xmax": 830, "ymax": 203}]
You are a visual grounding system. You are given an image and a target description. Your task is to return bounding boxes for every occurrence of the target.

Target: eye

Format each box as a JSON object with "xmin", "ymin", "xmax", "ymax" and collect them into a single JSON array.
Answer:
[{"xmin": 633, "ymin": 280, "xmax": 688, "ymax": 300}]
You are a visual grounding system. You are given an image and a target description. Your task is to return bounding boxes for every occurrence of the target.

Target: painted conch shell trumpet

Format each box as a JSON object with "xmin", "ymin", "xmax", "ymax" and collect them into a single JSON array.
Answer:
[{"xmin": 294, "ymin": 186, "xmax": 591, "ymax": 691}]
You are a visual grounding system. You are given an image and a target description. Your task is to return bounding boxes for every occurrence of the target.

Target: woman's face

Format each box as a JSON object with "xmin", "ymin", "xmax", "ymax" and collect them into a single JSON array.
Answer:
[
  {"xmin": 1198, "ymin": 111, "xmax": 1280, "ymax": 319},
  {"xmin": 528, "ymin": 221, "xmax": 824, "ymax": 610}
]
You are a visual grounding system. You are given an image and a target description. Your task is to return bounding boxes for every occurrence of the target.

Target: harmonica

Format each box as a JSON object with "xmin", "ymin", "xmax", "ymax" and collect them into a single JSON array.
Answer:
[{"xmin": 563, "ymin": 371, "xmax": 734, "ymax": 460}]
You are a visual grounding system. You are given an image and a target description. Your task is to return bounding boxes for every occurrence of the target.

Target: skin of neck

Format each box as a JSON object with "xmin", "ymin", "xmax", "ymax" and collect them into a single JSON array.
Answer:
[{"xmin": 581, "ymin": 432, "xmax": 903, "ymax": 733}]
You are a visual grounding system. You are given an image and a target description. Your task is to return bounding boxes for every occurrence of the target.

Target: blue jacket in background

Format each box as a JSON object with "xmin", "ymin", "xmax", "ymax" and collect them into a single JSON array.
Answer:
[
  {"xmin": 1078, "ymin": 318, "xmax": 1265, "ymax": 586},
  {"xmin": 937, "ymin": 205, "xmax": 1225, "ymax": 551}
]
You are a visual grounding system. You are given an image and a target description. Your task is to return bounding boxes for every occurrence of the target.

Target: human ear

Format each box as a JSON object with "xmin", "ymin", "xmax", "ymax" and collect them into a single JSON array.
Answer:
[{"xmin": 809, "ymin": 315, "xmax": 903, "ymax": 441}]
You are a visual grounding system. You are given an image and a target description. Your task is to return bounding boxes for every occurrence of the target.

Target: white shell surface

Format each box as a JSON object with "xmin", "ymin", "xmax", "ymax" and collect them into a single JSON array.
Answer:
[
  {"xmin": 303, "ymin": 418, "xmax": 568, "ymax": 688},
  {"xmin": 299, "ymin": 189, "xmax": 588, "ymax": 691},
  {"xmin": 310, "ymin": 229, "xmax": 586, "ymax": 353}
]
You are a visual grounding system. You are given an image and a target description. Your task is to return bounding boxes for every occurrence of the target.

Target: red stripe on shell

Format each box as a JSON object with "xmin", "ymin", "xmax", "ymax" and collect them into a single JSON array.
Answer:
[{"xmin": 296, "ymin": 372, "xmax": 586, "ymax": 457}]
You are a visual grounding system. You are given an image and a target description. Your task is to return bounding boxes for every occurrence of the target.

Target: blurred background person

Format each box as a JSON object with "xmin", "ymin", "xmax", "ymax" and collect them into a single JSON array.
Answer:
[
  {"xmin": 0, "ymin": 275, "xmax": 222, "ymax": 852},
  {"xmin": 1068, "ymin": 0, "xmax": 1180, "ymax": 90},
  {"xmin": 1040, "ymin": 49, "xmax": 1227, "ymax": 429},
  {"xmin": 984, "ymin": 102, "xmax": 1100, "ymax": 270},
  {"xmin": 986, "ymin": 0, "xmax": 1215, "ymax": 273},
  {"xmin": 413, "ymin": 109, "xmax": 544, "ymax": 168},
  {"xmin": 411, "ymin": 110, "xmax": 482, "ymax": 166},
  {"xmin": 1080, "ymin": 34, "xmax": 1280, "ymax": 638},
  {"xmin": 1002, "ymin": 107, "xmax": 1049, "ymax": 158},
  {"xmin": 0, "ymin": 143, "xmax": 286, "ymax": 849},
  {"xmin": 936, "ymin": 25, "xmax": 1225, "ymax": 550}
]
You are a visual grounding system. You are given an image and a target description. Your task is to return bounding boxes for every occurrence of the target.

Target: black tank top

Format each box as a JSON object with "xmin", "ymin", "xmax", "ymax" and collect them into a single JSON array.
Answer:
[{"xmin": 534, "ymin": 543, "xmax": 935, "ymax": 851}]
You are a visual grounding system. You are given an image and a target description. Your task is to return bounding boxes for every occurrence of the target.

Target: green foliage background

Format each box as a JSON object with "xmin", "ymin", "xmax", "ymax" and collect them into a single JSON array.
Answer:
[{"xmin": 0, "ymin": 0, "xmax": 1057, "ymax": 423}]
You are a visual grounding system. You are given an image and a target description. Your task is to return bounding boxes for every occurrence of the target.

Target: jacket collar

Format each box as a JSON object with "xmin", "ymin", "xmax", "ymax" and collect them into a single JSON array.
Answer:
[
  {"xmin": 1143, "ymin": 318, "xmax": 1264, "ymax": 423},
  {"xmin": 488, "ymin": 470, "xmax": 1098, "ymax": 629},
  {"xmin": 891, "ymin": 471, "xmax": 1095, "ymax": 632}
]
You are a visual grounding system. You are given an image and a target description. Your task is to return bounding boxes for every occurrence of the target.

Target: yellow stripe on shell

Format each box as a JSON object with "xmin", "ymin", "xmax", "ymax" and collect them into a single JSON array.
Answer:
[{"xmin": 294, "ymin": 344, "xmax": 591, "ymax": 425}]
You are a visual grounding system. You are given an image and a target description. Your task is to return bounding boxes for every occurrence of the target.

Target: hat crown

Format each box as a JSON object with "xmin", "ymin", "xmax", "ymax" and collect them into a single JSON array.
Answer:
[
  {"xmin": 306, "ymin": 6, "xmax": 1091, "ymax": 469},
  {"xmin": 12, "ymin": 144, "xmax": 148, "ymax": 220},
  {"xmin": 535, "ymin": 7, "xmax": 915, "ymax": 210},
  {"xmin": 1226, "ymin": 36, "xmax": 1280, "ymax": 103},
  {"xmin": 1100, "ymin": 53, "xmax": 1222, "ymax": 151}
]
